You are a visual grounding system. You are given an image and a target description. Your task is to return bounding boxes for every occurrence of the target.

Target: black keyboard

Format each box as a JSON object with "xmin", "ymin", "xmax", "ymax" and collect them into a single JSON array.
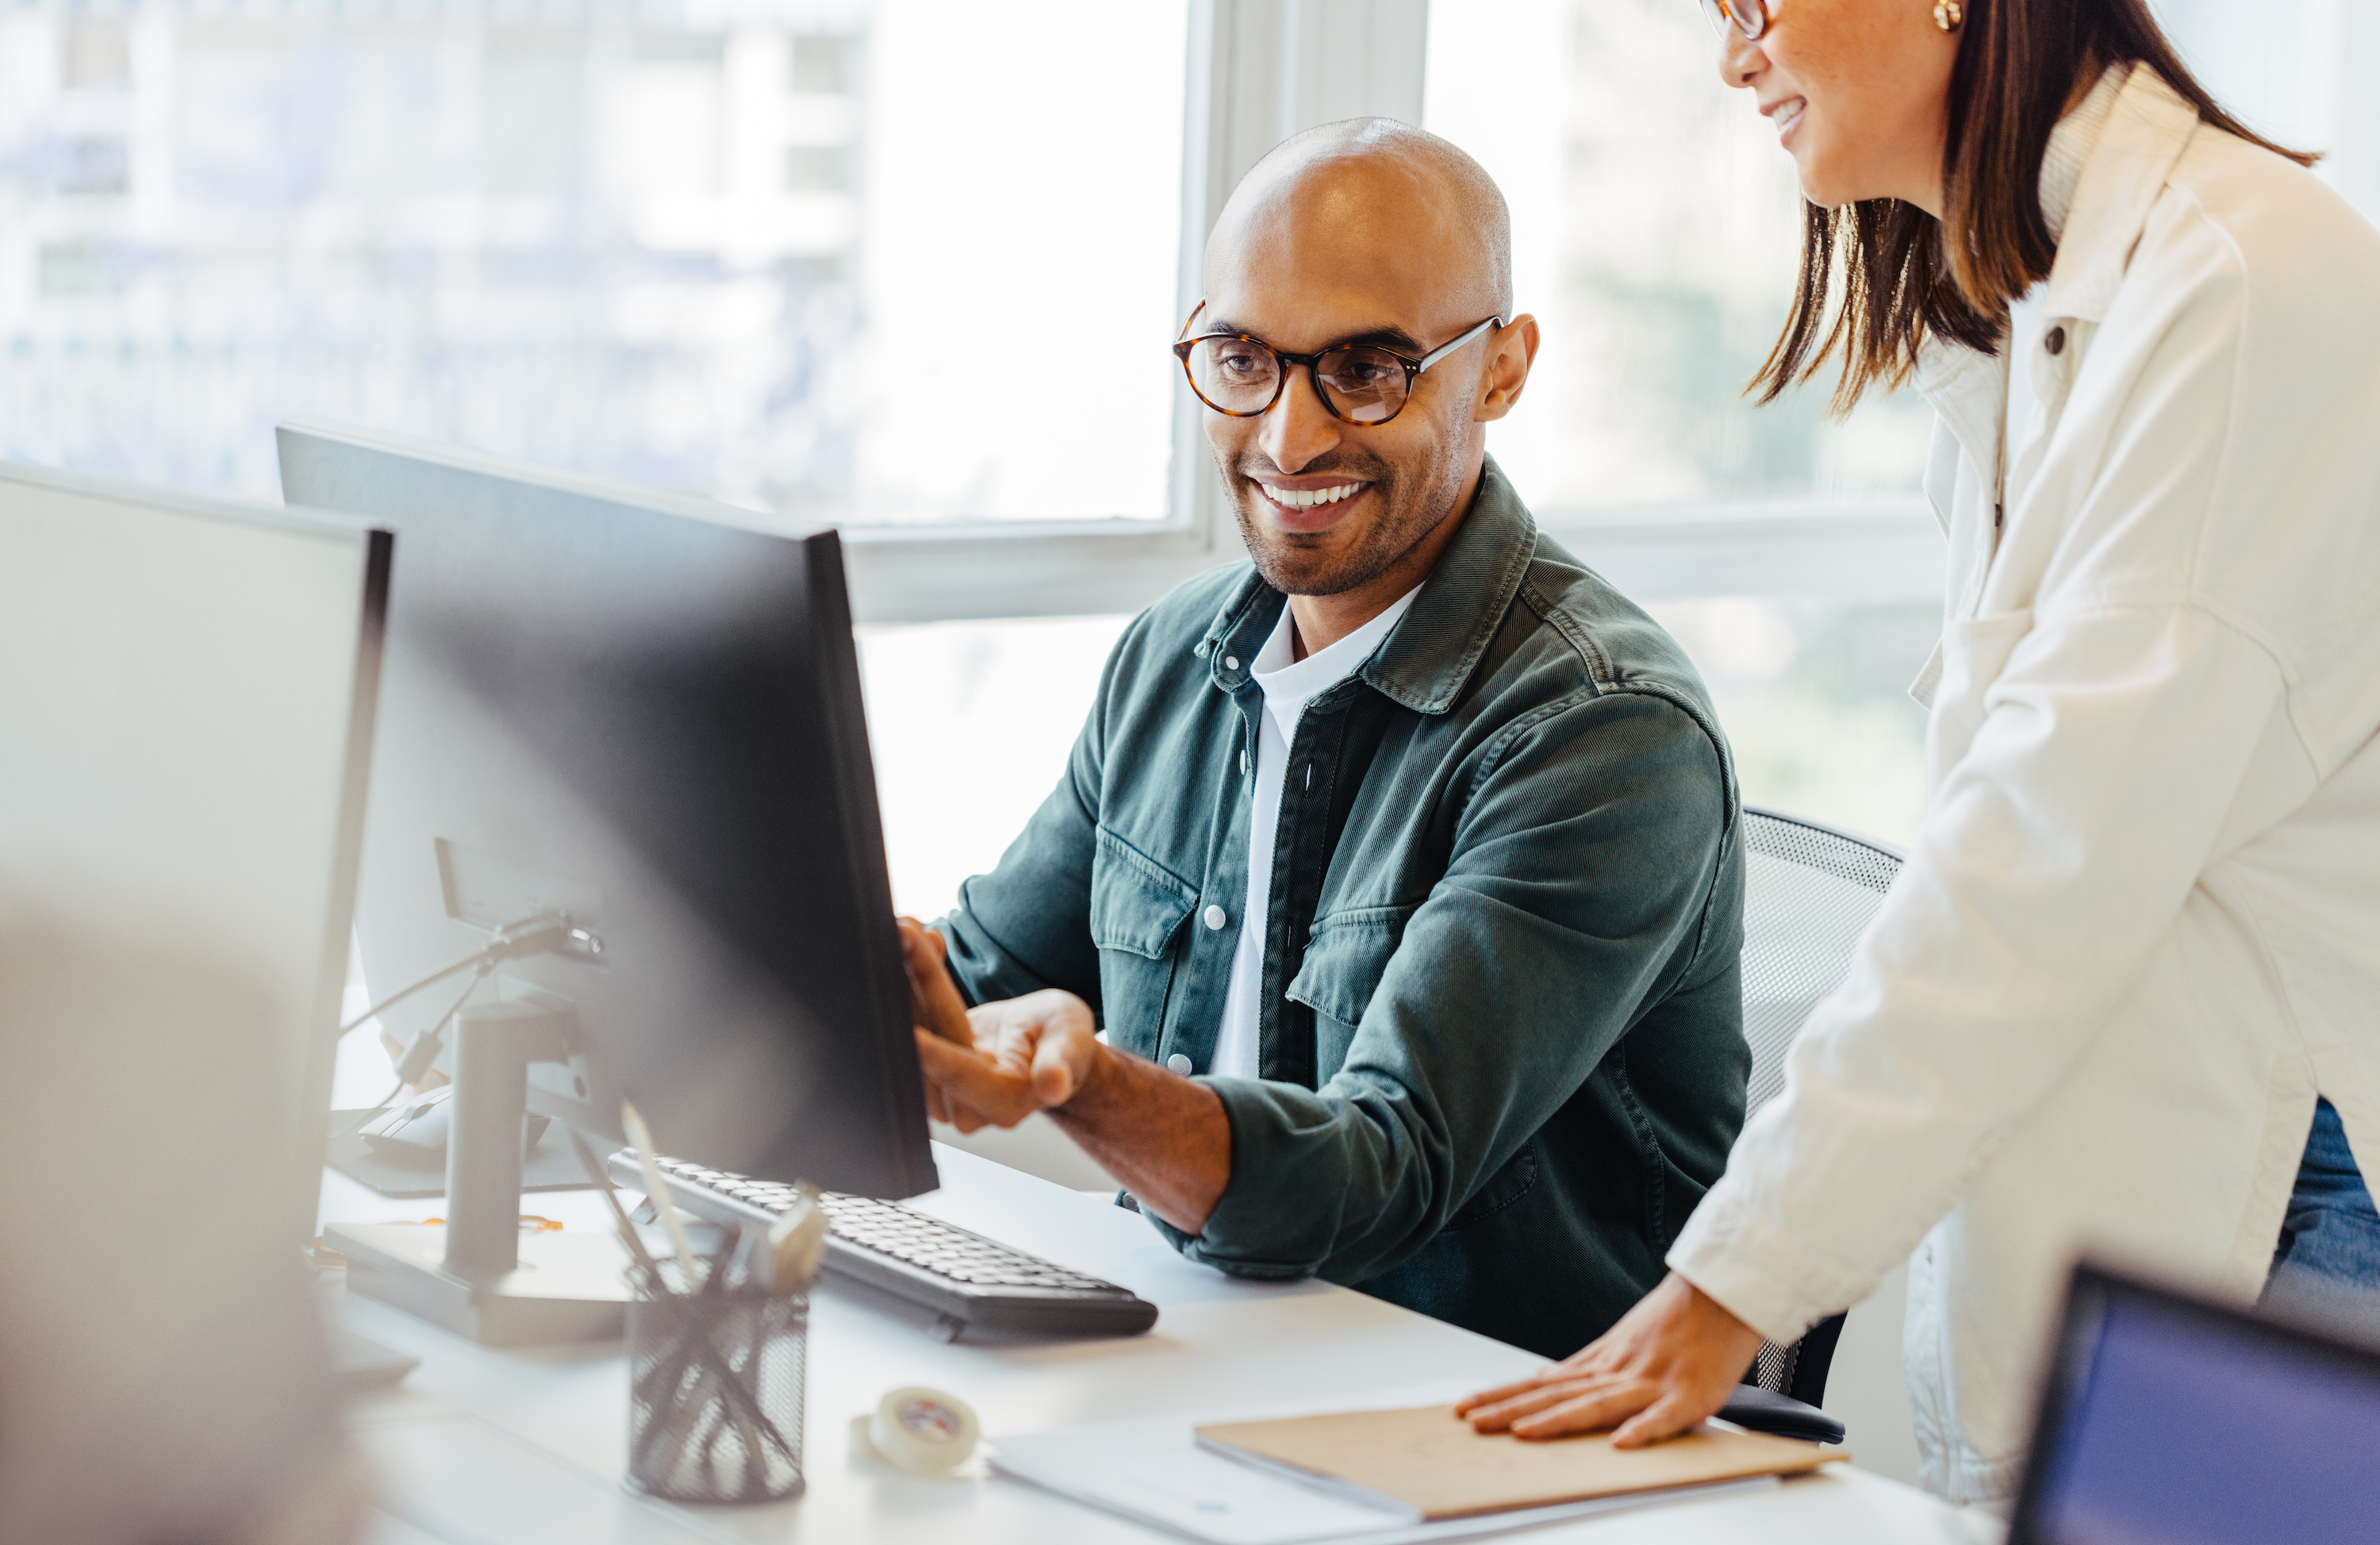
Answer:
[{"xmin": 609, "ymin": 1151, "xmax": 1159, "ymax": 1341}]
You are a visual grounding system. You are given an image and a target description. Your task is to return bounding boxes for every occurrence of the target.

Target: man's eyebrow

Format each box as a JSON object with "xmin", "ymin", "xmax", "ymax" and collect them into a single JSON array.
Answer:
[
  {"xmin": 1329, "ymin": 325, "xmax": 1426, "ymax": 354},
  {"xmin": 1199, "ymin": 319, "xmax": 1426, "ymax": 354}
]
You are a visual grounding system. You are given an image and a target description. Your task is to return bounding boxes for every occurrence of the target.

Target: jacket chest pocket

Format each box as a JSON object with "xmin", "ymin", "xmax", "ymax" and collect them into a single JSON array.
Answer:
[
  {"xmin": 1285, "ymin": 905, "xmax": 1413, "ymax": 1075},
  {"xmin": 1926, "ymin": 608, "xmax": 2034, "ymax": 794},
  {"xmin": 1089, "ymin": 827, "xmax": 1196, "ymax": 1051}
]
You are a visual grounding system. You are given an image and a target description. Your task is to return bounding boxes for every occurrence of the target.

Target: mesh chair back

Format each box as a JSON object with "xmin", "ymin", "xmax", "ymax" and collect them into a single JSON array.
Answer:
[{"xmin": 1737, "ymin": 808, "xmax": 1902, "ymax": 1405}]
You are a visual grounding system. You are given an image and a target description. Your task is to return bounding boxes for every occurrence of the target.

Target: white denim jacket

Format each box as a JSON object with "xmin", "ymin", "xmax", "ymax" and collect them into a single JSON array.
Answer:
[{"xmin": 1668, "ymin": 63, "xmax": 2380, "ymax": 1502}]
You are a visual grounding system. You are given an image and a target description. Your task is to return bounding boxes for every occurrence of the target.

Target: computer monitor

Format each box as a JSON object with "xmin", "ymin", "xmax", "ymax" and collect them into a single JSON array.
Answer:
[
  {"xmin": 0, "ymin": 459, "xmax": 388, "ymax": 1539},
  {"xmin": 2010, "ymin": 1261, "xmax": 2380, "ymax": 1545},
  {"xmin": 278, "ymin": 421, "xmax": 932, "ymax": 1289}
]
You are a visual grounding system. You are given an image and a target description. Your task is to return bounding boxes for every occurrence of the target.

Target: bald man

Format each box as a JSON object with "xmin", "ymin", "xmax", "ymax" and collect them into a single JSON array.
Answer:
[{"xmin": 904, "ymin": 120, "xmax": 1749, "ymax": 1359}]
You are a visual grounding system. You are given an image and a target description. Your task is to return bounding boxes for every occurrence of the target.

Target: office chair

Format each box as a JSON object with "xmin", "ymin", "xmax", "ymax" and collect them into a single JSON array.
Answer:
[{"xmin": 1715, "ymin": 806, "xmax": 1904, "ymax": 1445}]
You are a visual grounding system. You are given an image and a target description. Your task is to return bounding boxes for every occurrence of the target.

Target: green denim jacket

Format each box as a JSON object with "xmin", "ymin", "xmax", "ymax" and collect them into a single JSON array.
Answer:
[{"xmin": 937, "ymin": 459, "xmax": 1749, "ymax": 1358}]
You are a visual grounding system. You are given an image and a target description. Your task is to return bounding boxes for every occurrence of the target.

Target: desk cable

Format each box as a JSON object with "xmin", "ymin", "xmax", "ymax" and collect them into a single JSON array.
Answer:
[{"xmin": 337, "ymin": 915, "xmax": 606, "ymax": 1111}]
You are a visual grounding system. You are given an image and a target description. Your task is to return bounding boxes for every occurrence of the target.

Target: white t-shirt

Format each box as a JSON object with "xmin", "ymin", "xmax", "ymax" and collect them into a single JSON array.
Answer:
[{"xmin": 1209, "ymin": 586, "xmax": 1421, "ymax": 1080}]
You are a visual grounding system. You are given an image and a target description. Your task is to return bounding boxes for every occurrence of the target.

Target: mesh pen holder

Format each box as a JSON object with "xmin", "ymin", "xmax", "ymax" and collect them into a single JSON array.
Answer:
[{"xmin": 627, "ymin": 1278, "xmax": 808, "ymax": 1504}]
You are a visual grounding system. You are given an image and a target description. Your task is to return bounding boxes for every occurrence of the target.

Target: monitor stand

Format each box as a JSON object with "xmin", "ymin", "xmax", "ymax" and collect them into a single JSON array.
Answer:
[{"xmin": 327, "ymin": 1001, "xmax": 631, "ymax": 1347}]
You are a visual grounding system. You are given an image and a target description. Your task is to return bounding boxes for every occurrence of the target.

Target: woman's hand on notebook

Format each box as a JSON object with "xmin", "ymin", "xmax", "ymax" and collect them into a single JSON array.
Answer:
[{"xmin": 1453, "ymin": 1273, "xmax": 1764, "ymax": 1448}]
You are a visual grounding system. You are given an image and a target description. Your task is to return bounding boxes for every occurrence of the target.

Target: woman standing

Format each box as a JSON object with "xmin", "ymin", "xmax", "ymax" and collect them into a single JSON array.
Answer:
[{"xmin": 1460, "ymin": 0, "xmax": 2380, "ymax": 1503}]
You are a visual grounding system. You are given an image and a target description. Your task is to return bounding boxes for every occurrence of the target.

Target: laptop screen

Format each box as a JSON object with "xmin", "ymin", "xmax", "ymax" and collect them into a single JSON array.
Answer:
[{"xmin": 2013, "ymin": 1266, "xmax": 2380, "ymax": 1545}]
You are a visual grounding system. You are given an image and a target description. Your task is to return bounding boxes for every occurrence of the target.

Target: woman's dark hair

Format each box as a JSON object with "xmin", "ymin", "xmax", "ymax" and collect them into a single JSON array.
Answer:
[{"xmin": 1754, "ymin": 0, "xmax": 2317, "ymax": 412}]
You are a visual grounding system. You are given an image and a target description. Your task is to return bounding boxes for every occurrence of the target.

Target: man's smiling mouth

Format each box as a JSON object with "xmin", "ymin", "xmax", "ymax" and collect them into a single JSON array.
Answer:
[{"xmin": 1257, "ymin": 481, "xmax": 1367, "ymax": 509}]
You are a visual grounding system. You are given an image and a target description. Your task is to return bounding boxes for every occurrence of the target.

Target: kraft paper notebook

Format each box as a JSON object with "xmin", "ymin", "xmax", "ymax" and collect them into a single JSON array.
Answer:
[{"xmin": 1193, "ymin": 1404, "xmax": 1843, "ymax": 1520}]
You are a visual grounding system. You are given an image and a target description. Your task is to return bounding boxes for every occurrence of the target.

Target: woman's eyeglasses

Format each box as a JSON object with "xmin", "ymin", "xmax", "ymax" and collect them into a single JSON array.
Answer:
[
  {"xmin": 1171, "ymin": 302, "xmax": 1503, "ymax": 427},
  {"xmin": 1699, "ymin": 0, "xmax": 1768, "ymax": 40}
]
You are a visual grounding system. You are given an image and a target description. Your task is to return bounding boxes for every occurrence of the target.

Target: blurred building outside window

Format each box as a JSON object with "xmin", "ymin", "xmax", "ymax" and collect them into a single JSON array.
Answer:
[{"xmin": 0, "ymin": 0, "xmax": 1186, "ymax": 525}]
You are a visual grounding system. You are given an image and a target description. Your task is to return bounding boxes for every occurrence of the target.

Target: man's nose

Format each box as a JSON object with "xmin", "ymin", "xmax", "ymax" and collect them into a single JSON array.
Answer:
[{"xmin": 1257, "ymin": 365, "xmax": 1342, "ymax": 473}]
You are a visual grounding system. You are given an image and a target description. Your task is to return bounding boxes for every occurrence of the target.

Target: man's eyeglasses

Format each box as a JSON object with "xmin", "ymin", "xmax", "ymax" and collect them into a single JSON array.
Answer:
[
  {"xmin": 1172, "ymin": 302, "xmax": 1503, "ymax": 427},
  {"xmin": 1699, "ymin": 0, "xmax": 1769, "ymax": 40}
]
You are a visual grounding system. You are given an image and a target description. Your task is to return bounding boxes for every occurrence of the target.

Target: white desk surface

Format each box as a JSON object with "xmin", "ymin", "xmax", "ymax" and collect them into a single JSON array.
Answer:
[{"xmin": 323, "ymin": 1145, "xmax": 1994, "ymax": 1545}]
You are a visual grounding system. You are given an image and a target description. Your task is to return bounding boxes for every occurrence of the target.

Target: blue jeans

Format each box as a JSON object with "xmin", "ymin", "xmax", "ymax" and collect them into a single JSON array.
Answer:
[{"xmin": 2261, "ymin": 1098, "xmax": 2380, "ymax": 1333}]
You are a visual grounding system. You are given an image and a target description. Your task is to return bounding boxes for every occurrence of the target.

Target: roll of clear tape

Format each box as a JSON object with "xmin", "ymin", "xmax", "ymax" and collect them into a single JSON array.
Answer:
[{"xmin": 852, "ymin": 1386, "xmax": 978, "ymax": 1475}]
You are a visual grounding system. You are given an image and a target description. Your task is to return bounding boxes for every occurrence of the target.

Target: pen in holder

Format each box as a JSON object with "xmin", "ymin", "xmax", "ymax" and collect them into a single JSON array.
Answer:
[{"xmin": 627, "ymin": 1261, "xmax": 808, "ymax": 1504}]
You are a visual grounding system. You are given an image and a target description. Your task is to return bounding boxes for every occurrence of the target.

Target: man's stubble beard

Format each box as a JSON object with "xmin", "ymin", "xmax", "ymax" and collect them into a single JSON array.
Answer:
[{"xmin": 1219, "ymin": 437, "xmax": 1471, "ymax": 599}]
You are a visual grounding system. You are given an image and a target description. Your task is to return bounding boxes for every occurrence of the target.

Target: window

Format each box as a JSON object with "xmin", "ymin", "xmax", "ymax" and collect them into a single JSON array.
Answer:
[
  {"xmin": 16, "ymin": 2, "xmax": 2374, "ymax": 876},
  {"xmin": 1405, "ymin": 0, "xmax": 2380, "ymax": 849},
  {"xmin": 1424, "ymin": 0, "xmax": 1935, "ymax": 514},
  {"xmin": 859, "ymin": 613, "xmax": 1130, "ymax": 915},
  {"xmin": 1419, "ymin": 0, "xmax": 1940, "ymax": 842},
  {"xmin": 2155, "ymin": 0, "xmax": 2380, "ymax": 221},
  {"xmin": 1648, "ymin": 598, "xmax": 1932, "ymax": 846},
  {"xmin": 0, "ymin": 2, "xmax": 1188, "ymax": 526},
  {"xmin": 1420, "ymin": 1, "xmax": 2380, "ymax": 525}
]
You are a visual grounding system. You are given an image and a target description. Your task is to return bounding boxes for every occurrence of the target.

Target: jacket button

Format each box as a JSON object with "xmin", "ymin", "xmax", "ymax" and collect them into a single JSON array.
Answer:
[
  {"xmin": 1203, "ymin": 905, "xmax": 1228, "ymax": 930},
  {"xmin": 2045, "ymin": 325, "xmax": 2067, "ymax": 356},
  {"xmin": 1166, "ymin": 1054, "xmax": 1193, "ymax": 1075},
  {"xmin": 1223, "ymin": 655, "xmax": 1240, "ymax": 671}
]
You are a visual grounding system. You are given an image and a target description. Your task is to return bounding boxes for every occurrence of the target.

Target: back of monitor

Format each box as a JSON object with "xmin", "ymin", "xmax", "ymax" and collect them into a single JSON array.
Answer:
[{"xmin": 276, "ymin": 416, "xmax": 934, "ymax": 1202}]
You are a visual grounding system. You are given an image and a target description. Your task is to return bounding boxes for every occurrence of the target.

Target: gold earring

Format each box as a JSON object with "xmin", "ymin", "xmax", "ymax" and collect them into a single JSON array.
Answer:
[{"xmin": 1933, "ymin": 1, "xmax": 1963, "ymax": 29}]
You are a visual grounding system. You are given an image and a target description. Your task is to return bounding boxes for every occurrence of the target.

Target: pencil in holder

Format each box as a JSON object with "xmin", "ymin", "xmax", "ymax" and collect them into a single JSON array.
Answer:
[{"xmin": 626, "ymin": 1277, "xmax": 808, "ymax": 1505}]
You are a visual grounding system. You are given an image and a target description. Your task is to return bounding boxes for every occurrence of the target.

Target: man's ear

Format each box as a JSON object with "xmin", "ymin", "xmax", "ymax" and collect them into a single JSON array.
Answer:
[{"xmin": 1474, "ymin": 314, "xmax": 1541, "ymax": 423}]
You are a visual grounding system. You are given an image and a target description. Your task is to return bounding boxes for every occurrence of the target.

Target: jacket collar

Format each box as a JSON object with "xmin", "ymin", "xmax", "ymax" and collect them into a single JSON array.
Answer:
[
  {"xmin": 2036, "ymin": 63, "xmax": 2127, "ymax": 244},
  {"xmin": 2044, "ymin": 62, "xmax": 2200, "ymax": 325},
  {"xmin": 1200, "ymin": 455, "xmax": 1537, "ymax": 716},
  {"xmin": 1912, "ymin": 63, "xmax": 2202, "ymax": 478}
]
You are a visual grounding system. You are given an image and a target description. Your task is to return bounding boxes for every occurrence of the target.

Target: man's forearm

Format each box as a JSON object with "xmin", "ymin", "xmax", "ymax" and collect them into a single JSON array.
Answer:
[{"xmin": 1049, "ymin": 1044, "xmax": 1230, "ymax": 1235}]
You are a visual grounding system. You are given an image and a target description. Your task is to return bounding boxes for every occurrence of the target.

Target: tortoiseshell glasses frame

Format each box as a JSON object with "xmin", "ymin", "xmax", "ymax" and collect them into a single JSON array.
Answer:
[
  {"xmin": 1171, "ymin": 301, "xmax": 1505, "ymax": 427},
  {"xmin": 1699, "ymin": 0, "xmax": 1769, "ymax": 40}
]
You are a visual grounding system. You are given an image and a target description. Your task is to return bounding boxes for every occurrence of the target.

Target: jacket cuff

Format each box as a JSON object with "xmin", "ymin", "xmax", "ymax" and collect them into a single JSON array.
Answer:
[
  {"xmin": 1664, "ymin": 1178, "xmax": 1869, "ymax": 1347},
  {"xmin": 1137, "ymin": 1077, "xmax": 1329, "ymax": 1280}
]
